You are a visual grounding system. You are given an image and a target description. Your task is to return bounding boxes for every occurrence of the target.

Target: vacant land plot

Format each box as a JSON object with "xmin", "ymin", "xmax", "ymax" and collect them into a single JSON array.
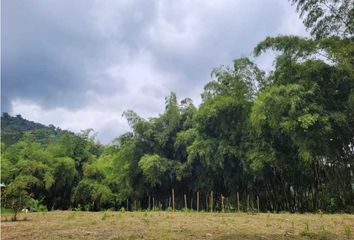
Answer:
[{"xmin": 1, "ymin": 211, "xmax": 353, "ymax": 239}]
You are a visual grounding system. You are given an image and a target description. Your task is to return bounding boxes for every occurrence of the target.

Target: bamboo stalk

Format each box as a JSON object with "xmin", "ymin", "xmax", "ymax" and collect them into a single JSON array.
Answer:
[
  {"xmin": 210, "ymin": 191, "xmax": 213, "ymax": 213},
  {"xmin": 184, "ymin": 194, "xmax": 187, "ymax": 209},
  {"xmin": 206, "ymin": 194, "xmax": 208, "ymax": 211},
  {"xmin": 197, "ymin": 192, "xmax": 200, "ymax": 212},
  {"xmin": 172, "ymin": 189, "xmax": 175, "ymax": 211},
  {"xmin": 221, "ymin": 194, "xmax": 225, "ymax": 213},
  {"xmin": 237, "ymin": 192, "xmax": 240, "ymax": 212}
]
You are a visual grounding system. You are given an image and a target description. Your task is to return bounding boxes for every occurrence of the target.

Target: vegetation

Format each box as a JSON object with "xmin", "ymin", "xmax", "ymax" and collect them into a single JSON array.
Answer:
[
  {"xmin": 1, "ymin": 179, "xmax": 31, "ymax": 221},
  {"xmin": 1, "ymin": 0, "xmax": 353, "ymax": 214}
]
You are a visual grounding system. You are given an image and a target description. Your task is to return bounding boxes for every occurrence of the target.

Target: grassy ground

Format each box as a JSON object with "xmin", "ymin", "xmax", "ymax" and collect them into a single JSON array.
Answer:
[{"xmin": 1, "ymin": 211, "xmax": 353, "ymax": 240}]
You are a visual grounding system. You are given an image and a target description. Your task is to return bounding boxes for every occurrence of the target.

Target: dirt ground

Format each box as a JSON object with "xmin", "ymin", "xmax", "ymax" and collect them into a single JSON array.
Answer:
[{"xmin": 1, "ymin": 211, "xmax": 353, "ymax": 239}]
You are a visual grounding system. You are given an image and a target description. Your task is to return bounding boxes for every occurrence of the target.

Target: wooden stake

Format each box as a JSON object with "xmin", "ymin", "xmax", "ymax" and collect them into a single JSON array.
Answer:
[
  {"xmin": 221, "ymin": 194, "xmax": 225, "ymax": 213},
  {"xmin": 184, "ymin": 194, "xmax": 187, "ymax": 209},
  {"xmin": 134, "ymin": 200, "xmax": 137, "ymax": 211},
  {"xmin": 152, "ymin": 197, "xmax": 155, "ymax": 210},
  {"xmin": 169, "ymin": 197, "xmax": 171, "ymax": 208},
  {"xmin": 247, "ymin": 194, "xmax": 250, "ymax": 212},
  {"xmin": 206, "ymin": 194, "xmax": 209, "ymax": 211},
  {"xmin": 172, "ymin": 189, "xmax": 175, "ymax": 211},
  {"xmin": 126, "ymin": 199, "xmax": 129, "ymax": 211},
  {"xmin": 148, "ymin": 195, "xmax": 151, "ymax": 210},
  {"xmin": 257, "ymin": 196, "xmax": 260, "ymax": 213},
  {"xmin": 237, "ymin": 192, "xmax": 240, "ymax": 212},
  {"xmin": 197, "ymin": 192, "xmax": 200, "ymax": 212},
  {"xmin": 210, "ymin": 191, "xmax": 213, "ymax": 213}
]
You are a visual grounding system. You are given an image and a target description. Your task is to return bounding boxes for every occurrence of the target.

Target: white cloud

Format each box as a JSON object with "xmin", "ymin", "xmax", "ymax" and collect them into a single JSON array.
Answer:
[
  {"xmin": 277, "ymin": 1, "xmax": 309, "ymax": 36},
  {"xmin": 10, "ymin": 99, "xmax": 128, "ymax": 144},
  {"xmin": 4, "ymin": 0, "xmax": 307, "ymax": 143},
  {"xmin": 9, "ymin": 50, "xmax": 181, "ymax": 143}
]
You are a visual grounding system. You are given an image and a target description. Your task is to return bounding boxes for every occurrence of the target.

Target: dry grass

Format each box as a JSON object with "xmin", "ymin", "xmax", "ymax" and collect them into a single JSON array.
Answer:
[{"xmin": 1, "ymin": 211, "xmax": 353, "ymax": 240}]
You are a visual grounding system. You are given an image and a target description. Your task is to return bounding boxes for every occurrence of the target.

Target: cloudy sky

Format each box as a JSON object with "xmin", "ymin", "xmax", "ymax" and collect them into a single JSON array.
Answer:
[{"xmin": 2, "ymin": 0, "xmax": 307, "ymax": 143}]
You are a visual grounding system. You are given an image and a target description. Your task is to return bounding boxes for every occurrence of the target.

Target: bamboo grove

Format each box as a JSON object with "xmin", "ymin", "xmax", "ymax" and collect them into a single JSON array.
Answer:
[{"xmin": 1, "ymin": 0, "xmax": 353, "ymax": 213}]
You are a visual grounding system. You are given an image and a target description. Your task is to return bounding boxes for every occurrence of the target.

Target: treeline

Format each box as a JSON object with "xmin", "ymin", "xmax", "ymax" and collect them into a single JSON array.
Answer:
[
  {"xmin": 1, "ymin": 113, "xmax": 64, "ymax": 146},
  {"xmin": 1, "ymin": 114, "xmax": 103, "ymax": 210},
  {"xmin": 1, "ymin": 0, "xmax": 353, "ymax": 213}
]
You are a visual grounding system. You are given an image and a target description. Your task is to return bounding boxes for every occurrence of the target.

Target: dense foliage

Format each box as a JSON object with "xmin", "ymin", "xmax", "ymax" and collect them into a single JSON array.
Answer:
[{"xmin": 1, "ymin": 0, "xmax": 353, "ymax": 213}]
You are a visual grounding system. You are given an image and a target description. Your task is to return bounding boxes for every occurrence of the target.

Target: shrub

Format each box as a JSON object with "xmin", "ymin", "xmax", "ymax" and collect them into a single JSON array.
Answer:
[
  {"xmin": 325, "ymin": 198, "xmax": 338, "ymax": 213},
  {"xmin": 344, "ymin": 225, "xmax": 351, "ymax": 239},
  {"xmin": 28, "ymin": 199, "xmax": 48, "ymax": 212},
  {"xmin": 1, "ymin": 180, "xmax": 31, "ymax": 221}
]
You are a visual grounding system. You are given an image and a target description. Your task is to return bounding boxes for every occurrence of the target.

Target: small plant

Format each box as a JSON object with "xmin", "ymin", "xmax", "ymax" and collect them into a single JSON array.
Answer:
[
  {"xmin": 84, "ymin": 204, "xmax": 90, "ymax": 211},
  {"xmin": 166, "ymin": 207, "xmax": 173, "ymax": 212},
  {"xmin": 28, "ymin": 198, "xmax": 48, "ymax": 212},
  {"xmin": 67, "ymin": 212, "xmax": 76, "ymax": 220},
  {"xmin": 318, "ymin": 225, "xmax": 330, "ymax": 240},
  {"xmin": 152, "ymin": 206, "xmax": 161, "ymax": 211},
  {"xmin": 319, "ymin": 209, "xmax": 323, "ymax": 218},
  {"xmin": 326, "ymin": 198, "xmax": 338, "ymax": 213},
  {"xmin": 102, "ymin": 211, "xmax": 109, "ymax": 220},
  {"xmin": 73, "ymin": 204, "xmax": 82, "ymax": 211},
  {"xmin": 344, "ymin": 225, "xmax": 351, "ymax": 239},
  {"xmin": 181, "ymin": 207, "xmax": 190, "ymax": 212},
  {"xmin": 120, "ymin": 207, "xmax": 126, "ymax": 212},
  {"xmin": 110, "ymin": 235, "xmax": 138, "ymax": 240},
  {"xmin": 143, "ymin": 212, "xmax": 149, "ymax": 223},
  {"xmin": 266, "ymin": 213, "xmax": 271, "ymax": 227},
  {"xmin": 299, "ymin": 220, "xmax": 318, "ymax": 238},
  {"xmin": 300, "ymin": 230, "xmax": 317, "ymax": 238},
  {"xmin": 304, "ymin": 221, "xmax": 309, "ymax": 232},
  {"xmin": 318, "ymin": 231, "xmax": 330, "ymax": 240}
]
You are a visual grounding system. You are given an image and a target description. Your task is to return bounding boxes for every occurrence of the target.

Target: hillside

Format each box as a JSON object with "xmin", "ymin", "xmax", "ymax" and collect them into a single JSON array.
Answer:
[{"xmin": 1, "ymin": 113, "xmax": 64, "ymax": 146}]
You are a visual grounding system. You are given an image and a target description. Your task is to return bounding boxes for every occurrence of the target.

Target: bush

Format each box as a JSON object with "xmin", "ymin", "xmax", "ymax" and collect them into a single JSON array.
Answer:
[
  {"xmin": 28, "ymin": 199, "xmax": 48, "ymax": 212},
  {"xmin": 325, "ymin": 198, "xmax": 338, "ymax": 213},
  {"xmin": 1, "ymin": 180, "xmax": 31, "ymax": 221}
]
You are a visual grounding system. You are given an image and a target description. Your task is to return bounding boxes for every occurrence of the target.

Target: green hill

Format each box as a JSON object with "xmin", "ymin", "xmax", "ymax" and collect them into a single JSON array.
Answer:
[{"xmin": 1, "ymin": 112, "xmax": 64, "ymax": 146}]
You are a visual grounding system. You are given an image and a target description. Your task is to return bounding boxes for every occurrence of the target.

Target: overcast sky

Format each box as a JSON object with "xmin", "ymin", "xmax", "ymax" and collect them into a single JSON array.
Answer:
[{"xmin": 2, "ymin": 0, "xmax": 307, "ymax": 143}]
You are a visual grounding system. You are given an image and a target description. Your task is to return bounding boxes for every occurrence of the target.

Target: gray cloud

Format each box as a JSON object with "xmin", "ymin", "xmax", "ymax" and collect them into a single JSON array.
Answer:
[{"xmin": 2, "ymin": 0, "xmax": 306, "ymax": 143}]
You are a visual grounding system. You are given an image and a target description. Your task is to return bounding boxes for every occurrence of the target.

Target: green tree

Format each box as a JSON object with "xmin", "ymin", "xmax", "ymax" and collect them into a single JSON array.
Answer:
[
  {"xmin": 291, "ymin": 0, "xmax": 354, "ymax": 39},
  {"xmin": 2, "ymin": 179, "xmax": 31, "ymax": 221},
  {"xmin": 49, "ymin": 157, "xmax": 78, "ymax": 209}
]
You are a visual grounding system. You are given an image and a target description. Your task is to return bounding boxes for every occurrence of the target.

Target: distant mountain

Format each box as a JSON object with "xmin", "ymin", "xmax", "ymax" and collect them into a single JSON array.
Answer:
[{"xmin": 1, "ymin": 113, "xmax": 65, "ymax": 146}]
